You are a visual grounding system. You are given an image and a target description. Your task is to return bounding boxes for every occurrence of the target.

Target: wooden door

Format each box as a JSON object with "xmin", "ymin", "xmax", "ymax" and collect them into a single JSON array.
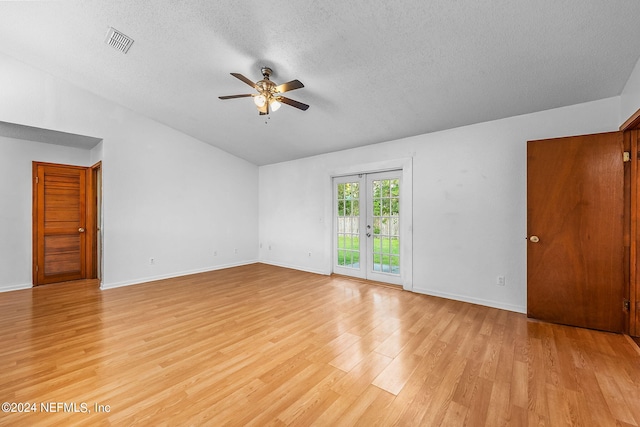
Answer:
[
  {"xmin": 527, "ymin": 132, "xmax": 625, "ymax": 332},
  {"xmin": 33, "ymin": 163, "xmax": 89, "ymax": 285}
]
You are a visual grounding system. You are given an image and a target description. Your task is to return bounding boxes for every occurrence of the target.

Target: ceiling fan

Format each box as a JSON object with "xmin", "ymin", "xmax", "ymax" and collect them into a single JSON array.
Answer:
[{"xmin": 219, "ymin": 67, "xmax": 309, "ymax": 115}]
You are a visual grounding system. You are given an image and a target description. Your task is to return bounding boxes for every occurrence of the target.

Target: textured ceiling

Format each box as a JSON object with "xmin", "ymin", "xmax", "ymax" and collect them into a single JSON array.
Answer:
[{"xmin": 1, "ymin": 1, "xmax": 639, "ymax": 165}]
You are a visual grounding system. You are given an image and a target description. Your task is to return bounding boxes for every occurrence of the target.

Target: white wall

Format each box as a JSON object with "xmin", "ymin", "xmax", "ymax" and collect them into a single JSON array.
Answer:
[
  {"xmin": 0, "ymin": 47, "xmax": 630, "ymax": 313},
  {"xmin": 100, "ymin": 114, "xmax": 258, "ymax": 288},
  {"xmin": 621, "ymin": 55, "xmax": 640, "ymax": 125},
  {"xmin": 258, "ymin": 96, "xmax": 621, "ymax": 313},
  {"xmin": 0, "ymin": 137, "xmax": 93, "ymax": 291},
  {"xmin": 0, "ymin": 52, "xmax": 259, "ymax": 291}
]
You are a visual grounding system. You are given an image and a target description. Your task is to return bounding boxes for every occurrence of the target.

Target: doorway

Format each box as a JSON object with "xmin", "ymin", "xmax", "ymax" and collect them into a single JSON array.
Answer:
[
  {"xmin": 32, "ymin": 161, "xmax": 101, "ymax": 286},
  {"xmin": 333, "ymin": 170, "xmax": 403, "ymax": 286}
]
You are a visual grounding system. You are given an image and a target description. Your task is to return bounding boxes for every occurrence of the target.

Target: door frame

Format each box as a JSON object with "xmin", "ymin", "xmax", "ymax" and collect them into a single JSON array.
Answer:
[
  {"xmin": 92, "ymin": 162, "xmax": 103, "ymax": 282},
  {"xmin": 625, "ymin": 130, "xmax": 636, "ymax": 336},
  {"xmin": 89, "ymin": 161, "xmax": 102, "ymax": 281},
  {"xmin": 622, "ymin": 111, "xmax": 640, "ymax": 336},
  {"xmin": 328, "ymin": 158, "xmax": 413, "ymax": 290},
  {"xmin": 32, "ymin": 161, "xmax": 101, "ymax": 286}
]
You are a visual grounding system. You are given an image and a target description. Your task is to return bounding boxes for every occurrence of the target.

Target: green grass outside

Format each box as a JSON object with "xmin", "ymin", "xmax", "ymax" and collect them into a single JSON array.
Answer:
[{"xmin": 337, "ymin": 235, "xmax": 399, "ymax": 267}]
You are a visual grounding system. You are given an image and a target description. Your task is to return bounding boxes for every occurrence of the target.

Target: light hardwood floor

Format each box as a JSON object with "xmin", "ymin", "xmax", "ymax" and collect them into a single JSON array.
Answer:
[{"xmin": 0, "ymin": 263, "xmax": 639, "ymax": 426}]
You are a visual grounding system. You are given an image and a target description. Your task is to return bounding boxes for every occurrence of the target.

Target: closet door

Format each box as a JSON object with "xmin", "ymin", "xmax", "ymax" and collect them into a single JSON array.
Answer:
[
  {"xmin": 33, "ymin": 162, "xmax": 88, "ymax": 285},
  {"xmin": 527, "ymin": 132, "xmax": 625, "ymax": 332}
]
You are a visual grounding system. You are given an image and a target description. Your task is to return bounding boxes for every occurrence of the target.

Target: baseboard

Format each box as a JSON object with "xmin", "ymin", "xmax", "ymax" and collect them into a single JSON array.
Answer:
[
  {"xmin": 0, "ymin": 283, "xmax": 32, "ymax": 293},
  {"xmin": 98, "ymin": 263, "xmax": 526, "ymax": 314},
  {"xmin": 257, "ymin": 264, "xmax": 525, "ymax": 313},
  {"xmin": 412, "ymin": 286, "xmax": 527, "ymax": 314},
  {"xmin": 259, "ymin": 260, "xmax": 330, "ymax": 276},
  {"xmin": 100, "ymin": 260, "xmax": 259, "ymax": 290}
]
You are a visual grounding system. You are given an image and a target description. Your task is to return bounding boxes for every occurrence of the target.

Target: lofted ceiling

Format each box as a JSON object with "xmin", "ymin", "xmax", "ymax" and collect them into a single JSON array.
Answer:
[{"xmin": 1, "ymin": 1, "xmax": 640, "ymax": 165}]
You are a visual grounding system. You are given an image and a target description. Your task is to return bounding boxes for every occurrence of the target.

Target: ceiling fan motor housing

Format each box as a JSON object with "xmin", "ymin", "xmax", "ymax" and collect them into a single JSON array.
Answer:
[
  {"xmin": 261, "ymin": 67, "xmax": 273, "ymax": 78},
  {"xmin": 258, "ymin": 67, "xmax": 277, "ymax": 94}
]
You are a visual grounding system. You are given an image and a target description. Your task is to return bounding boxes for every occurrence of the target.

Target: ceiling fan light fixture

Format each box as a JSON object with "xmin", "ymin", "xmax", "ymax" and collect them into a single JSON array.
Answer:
[
  {"xmin": 270, "ymin": 98, "xmax": 281, "ymax": 111},
  {"xmin": 253, "ymin": 94, "xmax": 266, "ymax": 107}
]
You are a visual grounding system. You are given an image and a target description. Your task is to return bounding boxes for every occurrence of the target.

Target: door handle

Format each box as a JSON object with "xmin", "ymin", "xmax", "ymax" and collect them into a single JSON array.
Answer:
[
  {"xmin": 79, "ymin": 227, "xmax": 85, "ymax": 233},
  {"xmin": 529, "ymin": 235, "xmax": 539, "ymax": 243}
]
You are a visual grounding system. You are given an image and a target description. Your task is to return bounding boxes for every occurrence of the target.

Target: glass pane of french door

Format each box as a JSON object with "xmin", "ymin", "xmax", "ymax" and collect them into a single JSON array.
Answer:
[
  {"xmin": 369, "ymin": 176, "xmax": 400, "ymax": 274},
  {"xmin": 333, "ymin": 176, "xmax": 365, "ymax": 278},
  {"xmin": 333, "ymin": 171, "xmax": 401, "ymax": 285},
  {"xmin": 366, "ymin": 172, "xmax": 401, "ymax": 284}
]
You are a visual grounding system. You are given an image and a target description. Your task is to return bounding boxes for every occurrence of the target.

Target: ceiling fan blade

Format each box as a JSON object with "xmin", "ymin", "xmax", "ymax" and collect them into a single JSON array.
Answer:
[
  {"xmin": 277, "ymin": 96, "xmax": 309, "ymax": 111},
  {"xmin": 231, "ymin": 73, "xmax": 258, "ymax": 89},
  {"xmin": 218, "ymin": 94, "xmax": 254, "ymax": 100},
  {"xmin": 275, "ymin": 79, "xmax": 304, "ymax": 93}
]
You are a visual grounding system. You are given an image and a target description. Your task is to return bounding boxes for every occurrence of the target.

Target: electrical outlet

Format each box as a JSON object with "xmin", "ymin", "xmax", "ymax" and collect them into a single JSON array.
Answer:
[
  {"xmin": 308, "ymin": 251, "xmax": 312, "ymax": 257},
  {"xmin": 497, "ymin": 275, "xmax": 505, "ymax": 286},
  {"xmin": 213, "ymin": 251, "xmax": 217, "ymax": 257},
  {"xmin": 149, "ymin": 258, "xmax": 155, "ymax": 265}
]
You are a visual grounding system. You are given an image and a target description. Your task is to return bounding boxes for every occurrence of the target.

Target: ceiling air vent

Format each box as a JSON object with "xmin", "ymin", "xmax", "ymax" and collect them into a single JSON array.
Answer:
[{"xmin": 105, "ymin": 27, "xmax": 134, "ymax": 54}]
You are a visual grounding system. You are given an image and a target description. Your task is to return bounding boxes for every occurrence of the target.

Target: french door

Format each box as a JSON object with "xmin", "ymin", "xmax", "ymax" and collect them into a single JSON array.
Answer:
[{"xmin": 334, "ymin": 171, "xmax": 402, "ymax": 285}]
